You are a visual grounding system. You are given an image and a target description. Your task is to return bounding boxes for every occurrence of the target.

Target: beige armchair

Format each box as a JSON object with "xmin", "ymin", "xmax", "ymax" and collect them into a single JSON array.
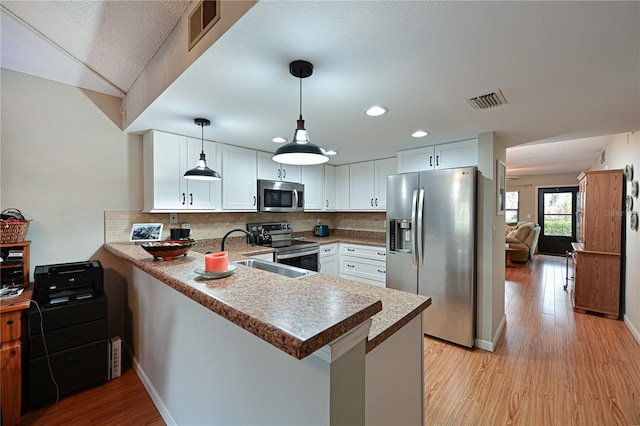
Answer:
[{"xmin": 505, "ymin": 222, "xmax": 541, "ymax": 262}]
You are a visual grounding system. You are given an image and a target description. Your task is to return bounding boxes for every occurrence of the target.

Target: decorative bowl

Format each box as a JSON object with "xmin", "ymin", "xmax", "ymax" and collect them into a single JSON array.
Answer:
[{"xmin": 140, "ymin": 239, "xmax": 196, "ymax": 261}]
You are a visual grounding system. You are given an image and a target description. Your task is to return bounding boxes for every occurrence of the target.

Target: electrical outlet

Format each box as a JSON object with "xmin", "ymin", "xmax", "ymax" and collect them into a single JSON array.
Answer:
[
  {"xmin": 169, "ymin": 213, "xmax": 178, "ymax": 224},
  {"xmin": 316, "ymin": 219, "xmax": 321, "ymax": 225}
]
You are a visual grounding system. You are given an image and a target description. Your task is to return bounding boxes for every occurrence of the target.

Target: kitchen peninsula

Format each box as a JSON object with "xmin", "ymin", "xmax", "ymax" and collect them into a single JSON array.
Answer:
[{"xmin": 104, "ymin": 239, "xmax": 430, "ymax": 425}]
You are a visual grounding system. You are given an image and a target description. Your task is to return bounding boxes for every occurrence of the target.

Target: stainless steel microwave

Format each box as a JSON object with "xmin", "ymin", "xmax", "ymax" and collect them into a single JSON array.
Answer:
[{"xmin": 257, "ymin": 179, "xmax": 304, "ymax": 212}]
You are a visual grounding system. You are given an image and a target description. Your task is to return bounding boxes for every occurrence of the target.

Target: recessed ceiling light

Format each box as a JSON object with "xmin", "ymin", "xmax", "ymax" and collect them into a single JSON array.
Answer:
[
  {"xmin": 365, "ymin": 106, "xmax": 388, "ymax": 117},
  {"xmin": 325, "ymin": 149, "xmax": 338, "ymax": 156},
  {"xmin": 411, "ymin": 130, "xmax": 429, "ymax": 138},
  {"xmin": 272, "ymin": 137, "xmax": 287, "ymax": 143}
]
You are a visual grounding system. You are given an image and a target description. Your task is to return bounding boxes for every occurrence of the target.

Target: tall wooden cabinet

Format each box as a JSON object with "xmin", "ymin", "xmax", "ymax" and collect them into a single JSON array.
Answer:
[{"xmin": 572, "ymin": 169, "xmax": 624, "ymax": 318}]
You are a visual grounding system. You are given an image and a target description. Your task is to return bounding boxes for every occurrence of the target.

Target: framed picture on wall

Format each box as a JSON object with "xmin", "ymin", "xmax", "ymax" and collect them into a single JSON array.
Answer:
[{"xmin": 497, "ymin": 160, "xmax": 506, "ymax": 215}]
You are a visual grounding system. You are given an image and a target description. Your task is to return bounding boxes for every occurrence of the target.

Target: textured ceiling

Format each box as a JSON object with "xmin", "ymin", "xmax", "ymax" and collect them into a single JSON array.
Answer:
[{"xmin": 1, "ymin": 1, "xmax": 638, "ymax": 174}]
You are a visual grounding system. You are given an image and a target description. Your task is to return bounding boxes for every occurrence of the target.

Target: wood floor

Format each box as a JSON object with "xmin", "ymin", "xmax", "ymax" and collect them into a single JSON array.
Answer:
[
  {"xmin": 424, "ymin": 254, "xmax": 640, "ymax": 425},
  {"xmin": 21, "ymin": 255, "xmax": 640, "ymax": 425}
]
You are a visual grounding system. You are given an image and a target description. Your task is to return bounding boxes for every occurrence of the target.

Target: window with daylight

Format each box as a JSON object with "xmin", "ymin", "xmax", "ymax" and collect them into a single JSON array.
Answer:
[{"xmin": 505, "ymin": 191, "xmax": 519, "ymax": 224}]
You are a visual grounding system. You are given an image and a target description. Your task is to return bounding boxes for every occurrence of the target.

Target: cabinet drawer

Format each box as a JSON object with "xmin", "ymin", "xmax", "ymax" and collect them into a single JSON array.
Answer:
[
  {"xmin": 28, "ymin": 339, "xmax": 108, "ymax": 407},
  {"xmin": 29, "ymin": 318, "xmax": 108, "ymax": 358},
  {"xmin": 340, "ymin": 256, "xmax": 386, "ymax": 284},
  {"xmin": 339, "ymin": 244, "xmax": 386, "ymax": 261},
  {"xmin": 28, "ymin": 296, "xmax": 107, "ymax": 335},
  {"xmin": 319, "ymin": 243, "xmax": 338, "ymax": 257},
  {"xmin": 0, "ymin": 311, "xmax": 21, "ymax": 343}
]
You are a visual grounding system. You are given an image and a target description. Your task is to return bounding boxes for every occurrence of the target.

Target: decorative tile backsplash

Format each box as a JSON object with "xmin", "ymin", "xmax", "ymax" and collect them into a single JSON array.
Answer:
[{"xmin": 104, "ymin": 211, "xmax": 386, "ymax": 243}]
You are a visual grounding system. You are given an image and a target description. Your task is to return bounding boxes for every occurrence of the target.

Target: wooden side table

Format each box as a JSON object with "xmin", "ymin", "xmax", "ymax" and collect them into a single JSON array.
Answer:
[{"xmin": 1, "ymin": 284, "xmax": 33, "ymax": 426}]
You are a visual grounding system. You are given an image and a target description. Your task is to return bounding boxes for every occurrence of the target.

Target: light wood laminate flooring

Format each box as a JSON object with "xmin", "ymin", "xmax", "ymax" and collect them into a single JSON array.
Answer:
[
  {"xmin": 424, "ymin": 254, "xmax": 640, "ymax": 425},
  {"xmin": 22, "ymin": 255, "xmax": 640, "ymax": 425}
]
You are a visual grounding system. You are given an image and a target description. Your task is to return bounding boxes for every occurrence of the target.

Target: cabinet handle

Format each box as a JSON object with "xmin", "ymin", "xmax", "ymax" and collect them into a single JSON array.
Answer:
[
  {"xmin": 429, "ymin": 155, "xmax": 433, "ymax": 167},
  {"xmin": 377, "ymin": 252, "xmax": 385, "ymax": 256},
  {"xmin": 253, "ymin": 196, "xmax": 257, "ymax": 206},
  {"xmin": 378, "ymin": 269, "xmax": 386, "ymax": 273},
  {"xmin": 347, "ymin": 248, "xmax": 355, "ymax": 252},
  {"xmin": 182, "ymin": 193, "xmax": 186, "ymax": 205},
  {"xmin": 371, "ymin": 198, "xmax": 374, "ymax": 206},
  {"xmin": 375, "ymin": 198, "xmax": 378, "ymax": 206},
  {"xmin": 6, "ymin": 319, "xmax": 14, "ymax": 325},
  {"xmin": 347, "ymin": 264, "xmax": 355, "ymax": 268},
  {"xmin": 326, "ymin": 200, "xmax": 329, "ymax": 207},
  {"xmin": 189, "ymin": 193, "xmax": 193, "ymax": 205},
  {"xmin": 277, "ymin": 168, "xmax": 281, "ymax": 179},
  {"xmin": 436, "ymin": 155, "xmax": 440, "ymax": 166},
  {"xmin": 283, "ymin": 169, "xmax": 286, "ymax": 179}
]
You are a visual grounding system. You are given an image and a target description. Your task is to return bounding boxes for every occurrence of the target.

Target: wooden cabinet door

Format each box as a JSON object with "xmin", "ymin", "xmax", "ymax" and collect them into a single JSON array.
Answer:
[
  {"xmin": 582, "ymin": 171, "xmax": 623, "ymax": 253},
  {"xmin": 573, "ymin": 251, "xmax": 620, "ymax": 317}
]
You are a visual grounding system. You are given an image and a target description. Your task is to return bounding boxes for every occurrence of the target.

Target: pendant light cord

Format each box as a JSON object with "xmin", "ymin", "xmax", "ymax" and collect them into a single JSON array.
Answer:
[
  {"xmin": 200, "ymin": 122, "xmax": 205, "ymax": 154},
  {"xmin": 299, "ymin": 78, "xmax": 303, "ymax": 120}
]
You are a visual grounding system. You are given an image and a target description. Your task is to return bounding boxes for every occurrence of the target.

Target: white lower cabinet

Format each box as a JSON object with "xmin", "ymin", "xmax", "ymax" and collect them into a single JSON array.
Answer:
[
  {"xmin": 319, "ymin": 243, "xmax": 338, "ymax": 276},
  {"xmin": 339, "ymin": 244, "xmax": 386, "ymax": 287}
]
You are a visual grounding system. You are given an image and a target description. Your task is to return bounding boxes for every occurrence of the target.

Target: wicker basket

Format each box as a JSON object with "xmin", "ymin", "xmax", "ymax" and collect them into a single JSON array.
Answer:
[{"xmin": 0, "ymin": 220, "xmax": 29, "ymax": 244}]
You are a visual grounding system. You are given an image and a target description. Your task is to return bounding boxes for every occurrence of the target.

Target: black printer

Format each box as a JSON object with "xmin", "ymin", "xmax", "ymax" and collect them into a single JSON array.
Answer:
[{"xmin": 34, "ymin": 260, "xmax": 103, "ymax": 305}]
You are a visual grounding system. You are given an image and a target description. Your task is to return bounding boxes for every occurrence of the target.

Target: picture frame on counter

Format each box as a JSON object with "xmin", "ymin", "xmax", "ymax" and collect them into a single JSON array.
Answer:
[{"xmin": 130, "ymin": 223, "xmax": 163, "ymax": 242}]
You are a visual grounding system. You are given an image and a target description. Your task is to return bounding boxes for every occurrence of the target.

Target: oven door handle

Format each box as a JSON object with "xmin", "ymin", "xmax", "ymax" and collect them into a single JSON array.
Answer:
[{"xmin": 276, "ymin": 249, "xmax": 319, "ymax": 260}]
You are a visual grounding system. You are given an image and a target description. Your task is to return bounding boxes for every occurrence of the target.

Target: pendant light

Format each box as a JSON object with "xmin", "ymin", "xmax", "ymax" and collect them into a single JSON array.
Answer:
[
  {"xmin": 184, "ymin": 118, "xmax": 221, "ymax": 180},
  {"xmin": 272, "ymin": 60, "xmax": 329, "ymax": 165}
]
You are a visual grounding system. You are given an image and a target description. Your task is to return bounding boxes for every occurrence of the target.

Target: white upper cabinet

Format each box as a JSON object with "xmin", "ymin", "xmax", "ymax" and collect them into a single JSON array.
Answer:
[
  {"xmin": 257, "ymin": 151, "xmax": 301, "ymax": 183},
  {"xmin": 300, "ymin": 164, "xmax": 325, "ymax": 211},
  {"xmin": 221, "ymin": 144, "xmax": 257, "ymax": 210},
  {"xmin": 335, "ymin": 165, "xmax": 350, "ymax": 211},
  {"xmin": 397, "ymin": 139, "xmax": 478, "ymax": 172},
  {"xmin": 324, "ymin": 165, "xmax": 336, "ymax": 211},
  {"xmin": 349, "ymin": 158, "xmax": 396, "ymax": 211},
  {"xmin": 143, "ymin": 130, "xmax": 221, "ymax": 212}
]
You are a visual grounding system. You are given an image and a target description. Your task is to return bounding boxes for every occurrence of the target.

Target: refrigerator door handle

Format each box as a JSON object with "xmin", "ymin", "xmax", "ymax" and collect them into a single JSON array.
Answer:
[
  {"xmin": 411, "ymin": 189, "xmax": 419, "ymax": 266},
  {"xmin": 417, "ymin": 188, "xmax": 425, "ymax": 267}
]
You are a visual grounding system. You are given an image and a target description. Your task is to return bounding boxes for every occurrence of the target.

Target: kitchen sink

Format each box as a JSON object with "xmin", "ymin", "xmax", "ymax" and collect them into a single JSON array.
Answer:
[{"xmin": 233, "ymin": 259, "xmax": 317, "ymax": 279}]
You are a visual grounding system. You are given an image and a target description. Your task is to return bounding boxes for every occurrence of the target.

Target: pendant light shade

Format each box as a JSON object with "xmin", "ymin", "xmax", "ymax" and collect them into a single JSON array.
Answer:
[
  {"xmin": 272, "ymin": 60, "xmax": 329, "ymax": 166},
  {"xmin": 184, "ymin": 118, "xmax": 221, "ymax": 180}
]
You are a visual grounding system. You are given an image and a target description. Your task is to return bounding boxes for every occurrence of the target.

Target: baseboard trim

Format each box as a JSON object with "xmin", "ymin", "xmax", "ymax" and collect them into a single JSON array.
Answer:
[
  {"xmin": 129, "ymin": 349, "xmax": 176, "ymax": 426},
  {"xmin": 475, "ymin": 313, "xmax": 506, "ymax": 352},
  {"xmin": 624, "ymin": 315, "xmax": 640, "ymax": 346}
]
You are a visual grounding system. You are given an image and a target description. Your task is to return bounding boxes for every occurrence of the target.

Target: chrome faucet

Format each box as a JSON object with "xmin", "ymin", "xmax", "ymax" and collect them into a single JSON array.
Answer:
[{"xmin": 221, "ymin": 229, "xmax": 256, "ymax": 252}]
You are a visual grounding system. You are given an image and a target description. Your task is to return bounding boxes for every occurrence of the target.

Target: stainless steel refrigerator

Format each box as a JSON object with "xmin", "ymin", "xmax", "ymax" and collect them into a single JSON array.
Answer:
[{"xmin": 386, "ymin": 167, "xmax": 477, "ymax": 347}]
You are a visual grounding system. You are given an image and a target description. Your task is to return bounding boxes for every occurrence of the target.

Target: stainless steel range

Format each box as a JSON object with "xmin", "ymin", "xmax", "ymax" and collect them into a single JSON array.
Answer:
[{"xmin": 247, "ymin": 222, "xmax": 319, "ymax": 272}]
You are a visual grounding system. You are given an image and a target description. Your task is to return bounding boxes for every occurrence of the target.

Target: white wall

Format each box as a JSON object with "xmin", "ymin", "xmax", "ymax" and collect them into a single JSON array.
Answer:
[
  {"xmin": 507, "ymin": 172, "xmax": 581, "ymax": 224},
  {"xmin": 1, "ymin": 69, "xmax": 141, "ymax": 337},
  {"xmin": 1, "ymin": 69, "xmax": 142, "ymax": 268},
  {"xmin": 588, "ymin": 131, "xmax": 640, "ymax": 344}
]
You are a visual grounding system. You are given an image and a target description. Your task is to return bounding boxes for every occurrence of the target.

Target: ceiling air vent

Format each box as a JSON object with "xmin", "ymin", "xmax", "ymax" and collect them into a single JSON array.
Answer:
[
  {"xmin": 188, "ymin": 1, "xmax": 220, "ymax": 51},
  {"xmin": 465, "ymin": 89, "xmax": 507, "ymax": 110}
]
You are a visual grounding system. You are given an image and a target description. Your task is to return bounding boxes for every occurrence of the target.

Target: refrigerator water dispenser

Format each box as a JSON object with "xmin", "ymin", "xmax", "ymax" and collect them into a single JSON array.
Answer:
[{"xmin": 389, "ymin": 219, "xmax": 412, "ymax": 252}]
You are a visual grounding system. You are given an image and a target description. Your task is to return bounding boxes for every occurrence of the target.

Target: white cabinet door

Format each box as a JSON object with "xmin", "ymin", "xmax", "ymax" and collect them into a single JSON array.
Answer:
[
  {"xmin": 300, "ymin": 164, "xmax": 324, "ymax": 211},
  {"xmin": 319, "ymin": 243, "xmax": 338, "ymax": 277},
  {"xmin": 350, "ymin": 159, "xmax": 396, "ymax": 211},
  {"xmin": 185, "ymin": 137, "xmax": 221, "ymax": 210},
  {"xmin": 335, "ymin": 165, "xmax": 350, "ymax": 210},
  {"xmin": 350, "ymin": 161, "xmax": 376, "ymax": 210},
  {"xmin": 324, "ymin": 165, "xmax": 336, "ymax": 211},
  {"xmin": 434, "ymin": 139, "xmax": 477, "ymax": 170},
  {"xmin": 222, "ymin": 145, "xmax": 257, "ymax": 210},
  {"xmin": 143, "ymin": 130, "xmax": 220, "ymax": 211},
  {"xmin": 374, "ymin": 158, "xmax": 397, "ymax": 211},
  {"xmin": 397, "ymin": 146, "xmax": 435, "ymax": 172},
  {"xmin": 257, "ymin": 151, "xmax": 301, "ymax": 182}
]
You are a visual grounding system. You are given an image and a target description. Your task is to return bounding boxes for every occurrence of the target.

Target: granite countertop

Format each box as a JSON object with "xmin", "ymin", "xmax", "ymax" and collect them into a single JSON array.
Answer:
[{"xmin": 104, "ymin": 232, "xmax": 429, "ymax": 359}]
